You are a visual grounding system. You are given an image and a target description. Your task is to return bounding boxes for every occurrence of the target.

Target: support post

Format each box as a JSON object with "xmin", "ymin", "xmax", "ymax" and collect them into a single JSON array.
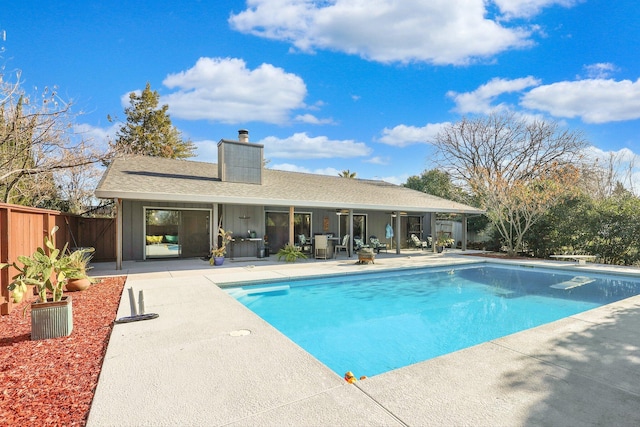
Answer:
[
  {"xmin": 116, "ymin": 198, "xmax": 123, "ymax": 270},
  {"xmin": 462, "ymin": 214, "xmax": 467, "ymax": 251},
  {"xmin": 431, "ymin": 213, "xmax": 437, "ymax": 254},
  {"xmin": 289, "ymin": 206, "xmax": 295, "ymax": 246},
  {"xmin": 395, "ymin": 211, "xmax": 401, "ymax": 254},
  {"xmin": 348, "ymin": 210, "xmax": 354, "ymax": 257}
]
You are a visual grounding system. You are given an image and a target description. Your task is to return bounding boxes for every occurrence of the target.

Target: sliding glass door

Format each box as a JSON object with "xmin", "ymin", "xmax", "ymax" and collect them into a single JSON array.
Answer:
[{"xmin": 145, "ymin": 208, "xmax": 210, "ymax": 259}]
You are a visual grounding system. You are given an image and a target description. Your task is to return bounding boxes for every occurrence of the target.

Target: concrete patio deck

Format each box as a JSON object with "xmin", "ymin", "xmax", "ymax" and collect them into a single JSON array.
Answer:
[{"xmin": 87, "ymin": 252, "xmax": 640, "ymax": 426}]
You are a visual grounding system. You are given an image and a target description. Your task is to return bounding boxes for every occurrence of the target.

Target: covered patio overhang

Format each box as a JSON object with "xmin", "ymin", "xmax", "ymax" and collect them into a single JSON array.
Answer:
[{"xmin": 107, "ymin": 194, "xmax": 483, "ymax": 270}]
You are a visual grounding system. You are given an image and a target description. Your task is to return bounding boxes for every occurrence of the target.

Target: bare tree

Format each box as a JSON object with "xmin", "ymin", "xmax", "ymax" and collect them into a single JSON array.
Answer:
[
  {"xmin": 0, "ymin": 75, "xmax": 110, "ymax": 207},
  {"xmin": 55, "ymin": 149, "xmax": 105, "ymax": 214},
  {"xmin": 432, "ymin": 112, "xmax": 587, "ymax": 256},
  {"xmin": 578, "ymin": 150, "xmax": 639, "ymax": 199}
]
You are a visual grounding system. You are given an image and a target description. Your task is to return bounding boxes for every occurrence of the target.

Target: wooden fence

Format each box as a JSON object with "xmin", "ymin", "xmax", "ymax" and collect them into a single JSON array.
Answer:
[{"xmin": 0, "ymin": 203, "xmax": 116, "ymax": 315}]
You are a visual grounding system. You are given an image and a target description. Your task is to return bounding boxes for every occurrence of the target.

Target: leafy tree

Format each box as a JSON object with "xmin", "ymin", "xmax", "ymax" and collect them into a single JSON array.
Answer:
[
  {"xmin": 582, "ymin": 193, "xmax": 640, "ymax": 265},
  {"xmin": 339, "ymin": 169, "xmax": 357, "ymax": 178},
  {"xmin": 526, "ymin": 193, "xmax": 592, "ymax": 258},
  {"xmin": 432, "ymin": 112, "xmax": 587, "ymax": 256},
  {"xmin": 404, "ymin": 169, "xmax": 466, "ymax": 202},
  {"xmin": 110, "ymin": 82, "xmax": 195, "ymax": 159},
  {"xmin": 404, "ymin": 168, "xmax": 489, "ymax": 234},
  {"xmin": 527, "ymin": 188, "xmax": 640, "ymax": 265}
]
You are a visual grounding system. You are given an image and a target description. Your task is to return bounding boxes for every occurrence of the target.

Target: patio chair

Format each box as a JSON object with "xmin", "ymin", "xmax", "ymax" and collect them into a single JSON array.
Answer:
[
  {"xmin": 353, "ymin": 236, "xmax": 369, "ymax": 251},
  {"xmin": 314, "ymin": 235, "xmax": 329, "ymax": 259},
  {"xmin": 411, "ymin": 234, "xmax": 429, "ymax": 250},
  {"xmin": 334, "ymin": 234, "xmax": 350, "ymax": 257},
  {"xmin": 369, "ymin": 235, "xmax": 388, "ymax": 254},
  {"xmin": 296, "ymin": 234, "xmax": 311, "ymax": 253}
]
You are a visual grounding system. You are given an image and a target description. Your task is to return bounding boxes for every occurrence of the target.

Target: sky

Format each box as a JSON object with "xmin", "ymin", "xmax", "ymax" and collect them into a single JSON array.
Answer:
[{"xmin": 2, "ymin": 0, "xmax": 640, "ymax": 190}]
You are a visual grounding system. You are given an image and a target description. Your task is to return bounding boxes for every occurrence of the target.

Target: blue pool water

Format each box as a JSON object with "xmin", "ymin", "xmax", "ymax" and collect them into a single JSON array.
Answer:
[{"xmin": 225, "ymin": 264, "xmax": 640, "ymax": 377}]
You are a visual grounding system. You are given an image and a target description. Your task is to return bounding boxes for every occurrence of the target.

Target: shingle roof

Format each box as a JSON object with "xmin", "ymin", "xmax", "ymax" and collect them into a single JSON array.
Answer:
[{"xmin": 95, "ymin": 156, "xmax": 484, "ymax": 214}]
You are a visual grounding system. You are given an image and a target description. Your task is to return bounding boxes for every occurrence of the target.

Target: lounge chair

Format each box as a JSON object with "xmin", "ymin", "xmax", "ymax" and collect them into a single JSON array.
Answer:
[
  {"xmin": 369, "ymin": 235, "xmax": 388, "ymax": 253},
  {"xmin": 353, "ymin": 236, "xmax": 369, "ymax": 251},
  {"xmin": 334, "ymin": 234, "xmax": 350, "ymax": 257},
  {"xmin": 411, "ymin": 234, "xmax": 429, "ymax": 250}
]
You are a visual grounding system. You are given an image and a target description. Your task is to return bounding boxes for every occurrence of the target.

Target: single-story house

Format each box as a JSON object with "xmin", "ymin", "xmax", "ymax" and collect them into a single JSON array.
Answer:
[{"xmin": 95, "ymin": 130, "xmax": 484, "ymax": 269}]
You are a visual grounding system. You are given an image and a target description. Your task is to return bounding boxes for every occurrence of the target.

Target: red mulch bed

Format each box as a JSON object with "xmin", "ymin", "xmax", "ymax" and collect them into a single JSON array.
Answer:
[{"xmin": 0, "ymin": 276, "xmax": 126, "ymax": 426}]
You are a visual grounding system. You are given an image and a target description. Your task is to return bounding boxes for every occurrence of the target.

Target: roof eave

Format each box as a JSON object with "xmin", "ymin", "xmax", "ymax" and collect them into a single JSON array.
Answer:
[{"xmin": 94, "ymin": 190, "xmax": 484, "ymax": 214}]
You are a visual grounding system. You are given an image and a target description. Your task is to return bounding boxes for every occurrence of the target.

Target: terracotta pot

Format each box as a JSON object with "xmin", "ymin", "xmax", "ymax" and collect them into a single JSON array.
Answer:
[{"xmin": 66, "ymin": 278, "xmax": 91, "ymax": 292}]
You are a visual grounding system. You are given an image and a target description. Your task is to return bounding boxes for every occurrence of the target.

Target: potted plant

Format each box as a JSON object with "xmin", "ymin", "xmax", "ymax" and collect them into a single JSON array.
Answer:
[
  {"xmin": 435, "ymin": 234, "xmax": 455, "ymax": 253},
  {"xmin": 277, "ymin": 244, "xmax": 308, "ymax": 262},
  {"xmin": 0, "ymin": 226, "xmax": 84, "ymax": 340},
  {"xmin": 210, "ymin": 227, "xmax": 233, "ymax": 266},
  {"xmin": 65, "ymin": 247, "xmax": 95, "ymax": 291},
  {"xmin": 356, "ymin": 247, "xmax": 375, "ymax": 264}
]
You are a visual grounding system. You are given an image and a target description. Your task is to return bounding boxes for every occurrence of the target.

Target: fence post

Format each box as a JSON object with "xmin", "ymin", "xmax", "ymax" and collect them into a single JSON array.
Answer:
[{"xmin": 0, "ymin": 204, "xmax": 10, "ymax": 315}]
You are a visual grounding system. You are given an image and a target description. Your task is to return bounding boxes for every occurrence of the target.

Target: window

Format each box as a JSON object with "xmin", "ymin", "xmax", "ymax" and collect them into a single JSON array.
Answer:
[
  {"xmin": 406, "ymin": 216, "xmax": 423, "ymax": 239},
  {"xmin": 338, "ymin": 213, "xmax": 367, "ymax": 240},
  {"xmin": 294, "ymin": 213, "xmax": 311, "ymax": 239}
]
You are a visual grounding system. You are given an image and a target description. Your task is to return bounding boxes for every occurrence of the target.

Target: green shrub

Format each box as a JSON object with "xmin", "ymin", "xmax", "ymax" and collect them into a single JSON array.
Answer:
[{"xmin": 277, "ymin": 244, "xmax": 308, "ymax": 262}]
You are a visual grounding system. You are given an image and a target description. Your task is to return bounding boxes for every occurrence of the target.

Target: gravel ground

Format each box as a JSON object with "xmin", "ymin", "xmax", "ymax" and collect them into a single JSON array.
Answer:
[{"xmin": 0, "ymin": 276, "xmax": 126, "ymax": 426}]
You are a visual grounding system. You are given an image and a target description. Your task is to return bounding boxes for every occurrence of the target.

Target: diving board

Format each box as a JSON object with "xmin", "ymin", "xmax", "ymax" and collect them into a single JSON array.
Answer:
[{"xmin": 550, "ymin": 254, "xmax": 596, "ymax": 265}]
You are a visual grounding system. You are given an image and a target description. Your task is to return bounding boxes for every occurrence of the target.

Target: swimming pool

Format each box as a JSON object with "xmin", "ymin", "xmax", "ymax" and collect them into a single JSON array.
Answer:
[{"xmin": 225, "ymin": 263, "xmax": 640, "ymax": 378}]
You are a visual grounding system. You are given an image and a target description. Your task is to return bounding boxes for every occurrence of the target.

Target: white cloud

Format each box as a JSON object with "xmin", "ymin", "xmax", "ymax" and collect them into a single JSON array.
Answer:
[
  {"xmin": 585, "ymin": 146, "xmax": 637, "ymax": 164},
  {"xmin": 192, "ymin": 139, "xmax": 218, "ymax": 163},
  {"xmin": 521, "ymin": 78, "xmax": 640, "ymax": 123},
  {"xmin": 378, "ymin": 122, "xmax": 450, "ymax": 147},
  {"xmin": 229, "ymin": 0, "xmax": 536, "ymax": 65},
  {"xmin": 74, "ymin": 122, "xmax": 119, "ymax": 150},
  {"xmin": 364, "ymin": 156, "xmax": 389, "ymax": 165},
  {"xmin": 447, "ymin": 75, "xmax": 640, "ymax": 124},
  {"xmin": 448, "ymin": 76, "xmax": 541, "ymax": 114},
  {"xmin": 259, "ymin": 132, "xmax": 371, "ymax": 159},
  {"xmin": 493, "ymin": 0, "xmax": 581, "ymax": 19},
  {"xmin": 581, "ymin": 62, "xmax": 618, "ymax": 79},
  {"xmin": 294, "ymin": 113, "xmax": 335, "ymax": 124},
  {"xmin": 161, "ymin": 57, "xmax": 307, "ymax": 124}
]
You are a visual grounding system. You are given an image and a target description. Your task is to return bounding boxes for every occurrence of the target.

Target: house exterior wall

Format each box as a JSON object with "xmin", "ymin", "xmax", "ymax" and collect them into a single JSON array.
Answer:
[
  {"xmin": 222, "ymin": 204, "xmax": 264, "ymax": 239},
  {"xmin": 120, "ymin": 198, "xmax": 458, "ymax": 260}
]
